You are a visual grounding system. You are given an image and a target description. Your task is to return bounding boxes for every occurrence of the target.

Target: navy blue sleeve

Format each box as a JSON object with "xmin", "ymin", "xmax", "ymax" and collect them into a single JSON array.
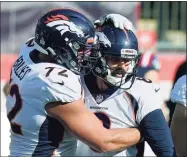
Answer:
[{"xmin": 139, "ymin": 109, "xmax": 177, "ymax": 157}]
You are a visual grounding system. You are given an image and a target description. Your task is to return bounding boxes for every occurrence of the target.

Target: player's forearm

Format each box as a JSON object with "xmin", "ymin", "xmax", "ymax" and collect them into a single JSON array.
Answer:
[
  {"xmin": 47, "ymin": 101, "xmax": 140, "ymax": 153},
  {"xmin": 98, "ymin": 127, "xmax": 140, "ymax": 153},
  {"xmin": 140, "ymin": 109, "xmax": 176, "ymax": 157}
]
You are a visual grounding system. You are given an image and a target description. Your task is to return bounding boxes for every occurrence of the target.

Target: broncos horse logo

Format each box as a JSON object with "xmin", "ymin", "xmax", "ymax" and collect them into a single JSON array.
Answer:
[
  {"xmin": 45, "ymin": 15, "xmax": 84, "ymax": 37},
  {"xmin": 95, "ymin": 32, "xmax": 111, "ymax": 48}
]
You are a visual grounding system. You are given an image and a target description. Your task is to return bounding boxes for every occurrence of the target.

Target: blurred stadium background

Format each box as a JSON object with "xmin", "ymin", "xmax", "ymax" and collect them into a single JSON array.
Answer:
[{"xmin": 1, "ymin": 1, "xmax": 186, "ymax": 156}]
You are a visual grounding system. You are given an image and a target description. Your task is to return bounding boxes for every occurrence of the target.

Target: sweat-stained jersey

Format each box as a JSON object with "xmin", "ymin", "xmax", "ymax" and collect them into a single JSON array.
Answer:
[
  {"xmin": 5, "ymin": 38, "xmax": 82, "ymax": 156},
  {"xmin": 76, "ymin": 75, "xmax": 163, "ymax": 156}
]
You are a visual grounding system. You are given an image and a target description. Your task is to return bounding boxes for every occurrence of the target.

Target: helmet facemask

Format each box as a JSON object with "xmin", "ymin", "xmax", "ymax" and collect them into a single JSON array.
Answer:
[
  {"xmin": 93, "ymin": 49, "xmax": 140, "ymax": 89},
  {"xmin": 76, "ymin": 39, "xmax": 100, "ymax": 75},
  {"xmin": 46, "ymin": 38, "xmax": 98, "ymax": 75}
]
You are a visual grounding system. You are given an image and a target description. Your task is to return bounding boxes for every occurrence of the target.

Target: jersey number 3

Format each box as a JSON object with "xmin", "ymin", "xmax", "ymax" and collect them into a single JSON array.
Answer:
[{"xmin": 7, "ymin": 84, "xmax": 23, "ymax": 135}]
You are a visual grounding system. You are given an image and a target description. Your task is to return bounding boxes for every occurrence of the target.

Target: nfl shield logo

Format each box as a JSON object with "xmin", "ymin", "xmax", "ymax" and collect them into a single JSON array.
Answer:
[{"xmin": 96, "ymin": 94, "xmax": 104, "ymax": 104}]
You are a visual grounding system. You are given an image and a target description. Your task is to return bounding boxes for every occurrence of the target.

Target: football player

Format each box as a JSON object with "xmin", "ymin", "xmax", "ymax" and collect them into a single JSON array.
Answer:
[
  {"xmin": 5, "ymin": 8, "xmax": 141, "ymax": 156},
  {"xmin": 76, "ymin": 24, "xmax": 176, "ymax": 156},
  {"xmin": 170, "ymin": 75, "xmax": 186, "ymax": 156}
]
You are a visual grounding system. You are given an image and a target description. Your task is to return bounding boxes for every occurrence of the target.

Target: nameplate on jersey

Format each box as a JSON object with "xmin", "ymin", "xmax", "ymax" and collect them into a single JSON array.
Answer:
[{"xmin": 13, "ymin": 55, "xmax": 31, "ymax": 80}]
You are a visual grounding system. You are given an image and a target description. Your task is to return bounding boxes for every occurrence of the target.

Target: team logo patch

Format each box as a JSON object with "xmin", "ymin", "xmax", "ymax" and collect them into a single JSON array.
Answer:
[{"xmin": 95, "ymin": 32, "xmax": 111, "ymax": 48}]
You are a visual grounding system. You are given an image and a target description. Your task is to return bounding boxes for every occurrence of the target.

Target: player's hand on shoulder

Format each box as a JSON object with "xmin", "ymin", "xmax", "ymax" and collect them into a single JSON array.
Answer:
[{"xmin": 94, "ymin": 14, "xmax": 135, "ymax": 32}]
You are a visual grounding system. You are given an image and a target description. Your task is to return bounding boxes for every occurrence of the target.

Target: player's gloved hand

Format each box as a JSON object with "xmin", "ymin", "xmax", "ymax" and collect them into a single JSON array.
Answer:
[{"xmin": 94, "ymin": 14, "xmax": 135, "ymax": 32}]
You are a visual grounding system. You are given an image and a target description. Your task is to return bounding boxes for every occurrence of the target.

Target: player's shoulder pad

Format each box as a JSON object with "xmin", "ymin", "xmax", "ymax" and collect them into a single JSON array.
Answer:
[
  {"xmin": 171, "ymin": 75, "xmax": 186, "ymax": 106},
  {"xmin": 18, "ymin": 37, "xmax": 35, "ymax": 55},
  {"xmin": 23, "ymin": 37, "xmax": 35, "ymax": 48},
  {"xmin": 31, "ymin": 63, "xmax": 82, "ymax": 103},
  {"xmin": 128, "ymin": 77, "xmax": 161, "ymax": 97},
  {"xmin": 126, "ymin": 77, "xmax": 163, "ymax": 123}
]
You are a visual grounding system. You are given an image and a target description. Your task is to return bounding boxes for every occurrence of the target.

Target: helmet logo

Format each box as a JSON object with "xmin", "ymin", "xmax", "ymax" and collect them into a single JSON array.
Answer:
[
  {"xmin": 46, "ymin": 17, "xmax": 84, "ymax": 37},
  {"xmin": 96, "ymin": 32, "xmax": 111, "ymax": 48}
]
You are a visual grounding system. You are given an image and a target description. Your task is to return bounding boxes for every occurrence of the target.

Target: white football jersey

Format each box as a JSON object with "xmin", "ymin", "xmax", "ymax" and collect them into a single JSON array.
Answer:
[
  {"xmin": 171, "ymin": 75, "xmax": 186, "ymax": 107},
  {"xmin": 6, "ymin": 38, "xmax": 82, "ymax": 156},
  {"xmin": 76, "ymin": 76, "xmax": 163, "ymax": 156}
]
